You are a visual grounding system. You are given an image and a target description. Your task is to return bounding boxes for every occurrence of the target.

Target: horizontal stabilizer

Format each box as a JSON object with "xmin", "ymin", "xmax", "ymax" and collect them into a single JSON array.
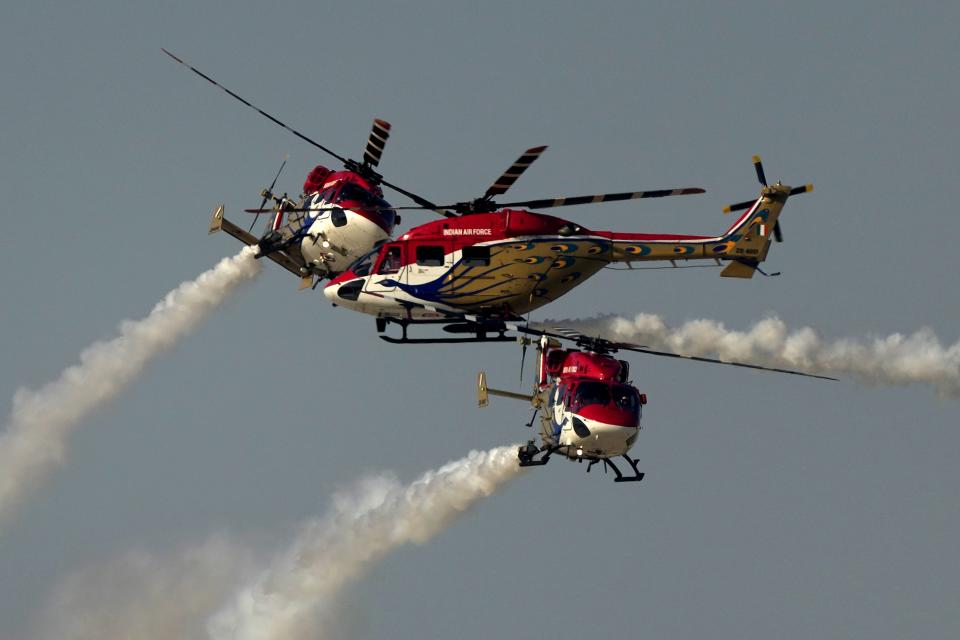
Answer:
[
  {"xmin": 477, "ymin": 372, "xmax": 534, "ymax": 407},
  {"xmin": 721, "ymin": 259, "xmax": 758, "ymax": 278},
  {"xmin": 208, "ymin": 204, "xmax": 305, "ymax": 277}
]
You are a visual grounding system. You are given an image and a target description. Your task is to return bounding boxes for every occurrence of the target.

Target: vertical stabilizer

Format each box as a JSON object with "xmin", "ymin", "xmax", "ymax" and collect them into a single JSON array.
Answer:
[{"xmin": 720, "ymin": 184, "xmax": 791, "ymax": 278}]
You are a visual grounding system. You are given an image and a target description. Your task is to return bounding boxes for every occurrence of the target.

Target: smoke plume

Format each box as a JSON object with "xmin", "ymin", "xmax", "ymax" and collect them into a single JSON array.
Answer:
[
  {"xmin": 208, "ymin": 445, "xmax": 523, "ymax": 640},
  {"xmin": 31, "ymin": 445, "xmax": 523, "ymax": 640},
  {"xmin": 0, "ymin": 247, "xmax": 261, "ymax": 527},
  {"xmin": 32, "ymin": 536, "xmax": 258, "ymax": 640},
  {"xmin": 546, "ymin": 313, "xmax": 960, "ymax": 397}
]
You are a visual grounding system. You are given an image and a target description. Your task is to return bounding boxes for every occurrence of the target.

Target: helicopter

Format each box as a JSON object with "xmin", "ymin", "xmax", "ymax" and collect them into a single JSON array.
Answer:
[
  {"xmin": 162, "ymin": 49, "xmax": 445, "ymax": 284},
  {"xmin": 477, "ymin": 325, "xmax": 834, "ymax": 483},
  {"xmin": 322, "ymin": 151, "xmax": 812, "ymax": 342}
]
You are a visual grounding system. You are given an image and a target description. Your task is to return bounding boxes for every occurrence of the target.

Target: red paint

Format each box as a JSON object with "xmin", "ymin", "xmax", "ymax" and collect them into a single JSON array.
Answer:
[
  {"xmin": 303, "ymin": 169, "xmax": 397, "ymax": 234},
  {"xmin": 553, "ymin": 350, "xmax": 642, "ymax": 428},
  {"xmin": 302, "ymin": 165, "xmax": 332, "ymax": 195},
  {"xmin": 559, "ymin": 351, "xmax": 622, "ymax": 382},
  {"xmin": 576, "ymin": 404, "xmax": 639, "ymax": 429}
]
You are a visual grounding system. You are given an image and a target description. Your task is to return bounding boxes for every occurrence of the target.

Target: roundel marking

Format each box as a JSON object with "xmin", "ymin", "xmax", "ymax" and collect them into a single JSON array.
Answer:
[
  {"xmin": 552, "ymin": 256, "xmax": 574, "ymax": 269},
  {"xmin": 624, "ymin": 245, "xmax": 651, "ymax": 256},
  {"xmin": 549, "ymin": 243, "xmax": 577, "ymax": 253},
  {"xmin": 560, "ymin": 272, "xmax": 582, "ymax": 283},
  {"xmin": 587, "ymin": 244, "xmax": 606, "ymax": 255},
  {"xmin": 673, "ymin": 245, "xmax": 695, "ymax": 255},
  {"xmin": 528, "ymin": 273, "xmax": 546, "ymax": 282},
  {"xmin": 519, "ymin": 256, "xmax": 546, "ymax": 265},
  {"xmin": 511, "ymin": 242, "xmax": 535, "ymax": 251},
  {"xmin": 712, "ymin": 242, "xmax": 734, "ymax": 253}
]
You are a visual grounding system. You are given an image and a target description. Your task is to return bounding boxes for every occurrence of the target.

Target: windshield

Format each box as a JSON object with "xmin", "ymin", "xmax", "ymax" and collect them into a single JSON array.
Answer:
[
  {"xmin": 346, "ymin": 242, "xmax": 386, "ymax": 277},
  {"xmin": 574, "ymin": 382, "xmax": 611, "ymax": 409},
  {"xmin": 338, "ymin": 183, "xmax": 396, "ymax": 227},
  {"xmin": 612, "ymin": 385, "xmax": 639, "ymax": 412}
]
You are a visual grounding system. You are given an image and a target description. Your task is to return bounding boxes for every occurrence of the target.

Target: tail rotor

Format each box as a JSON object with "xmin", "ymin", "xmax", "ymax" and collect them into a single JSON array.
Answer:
[
  {"xmin": 723, "ymin": 155, "xmax": 814, "ymax": 243},
  {"xmin": 249, "ymin": 155, "xmax": 289, "ymax": 232}
]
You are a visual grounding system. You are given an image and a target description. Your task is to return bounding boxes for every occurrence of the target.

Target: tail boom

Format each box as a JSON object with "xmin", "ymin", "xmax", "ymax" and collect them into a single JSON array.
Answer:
[{"xmin": 601, "ymin": 184, "xmax": 793, "ymax": 278}]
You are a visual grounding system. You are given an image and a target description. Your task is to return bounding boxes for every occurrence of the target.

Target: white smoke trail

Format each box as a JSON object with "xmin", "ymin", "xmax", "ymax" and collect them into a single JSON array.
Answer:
[
  {"xmin": 0, "ymin": 247, "xmax": 261, "ymax": 527},
  {"xmin": 208, "ymin": 445, "xmax": 523, "ymax": 640},
  {"xmin": 30, "ymin": 445, "xmax": 523, "ymax": 640},
  {"xmin": 546, "ymin": 313, "xmax": 960, "ymax": 397},
  {"xmin": 32, "ymin": 535, "xmax": 258, "ymax": 640}
]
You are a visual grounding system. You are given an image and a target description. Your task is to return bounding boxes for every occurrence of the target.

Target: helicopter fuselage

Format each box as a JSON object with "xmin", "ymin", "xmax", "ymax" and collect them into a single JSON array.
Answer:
[
  {"xmin": 323, "ymin": 203, "xmax": 764, "ymax": 319},
  {"xmin": 273, "ymin": 170, "xmax": 399, "ymax": 277},
  {"xmin": 535, "ymin": 349, "xmax": 643, "ymax": 462}
]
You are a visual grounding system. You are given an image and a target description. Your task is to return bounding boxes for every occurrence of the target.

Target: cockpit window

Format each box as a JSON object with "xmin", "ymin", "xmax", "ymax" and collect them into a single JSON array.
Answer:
[
  {"xmin": 337, "ymin": 183, "xmax": 396, "ymax": 227},
  {"xmin": 574, "ymin": 382, "xmax": 611, "ymax": 409},
  {"xmin": 318, "ymin": 187, "xmax": 338, "ymax": 204},
  {"xmin": 612, "ymin": 385, "xmax": 639, "ymax": 412},
  {"xmin": 337, "ymin": 183, "xmax": 373, "ymax": 205},
  {"xmin": 378, "ymin": 206, "xmax": 397, "ymax": 228},
  {"xmin": 347, "ymin": 243, "xmax": 385, "ymax": 277}
]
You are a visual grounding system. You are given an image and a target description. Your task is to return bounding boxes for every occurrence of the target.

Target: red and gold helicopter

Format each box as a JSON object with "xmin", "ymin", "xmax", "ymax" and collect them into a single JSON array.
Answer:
[
  {"xmin": 323, "ymin": 151, "xmax": 812, "ymax": 343},
  {"xmin": 163, "ymin": 49, "xmax": 444, "ymax": 283},
  {"xmin": 165, "ymin": 51, "xmax": 812, "ymax": 337},
  {"xmin": 478, "ymin": 326, "xmax": 834, "ymax": 483}
]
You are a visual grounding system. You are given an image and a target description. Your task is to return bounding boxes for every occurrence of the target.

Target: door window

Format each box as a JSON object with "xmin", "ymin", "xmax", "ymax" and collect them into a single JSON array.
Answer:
[{"xmin": 377, "ymin": 246, "xmax": 403, "ymax": 274}]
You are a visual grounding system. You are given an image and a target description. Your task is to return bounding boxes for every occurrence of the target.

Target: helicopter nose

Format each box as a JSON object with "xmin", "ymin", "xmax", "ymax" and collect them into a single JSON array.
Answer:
[{"xmin": 324, "ymin": 277, "xmax": 365, "ymax": 303}]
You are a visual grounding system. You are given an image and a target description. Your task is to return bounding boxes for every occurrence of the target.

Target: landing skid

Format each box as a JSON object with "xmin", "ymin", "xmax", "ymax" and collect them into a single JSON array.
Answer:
[
  {"xmin": 380, "ymin": 335, "xmax": 516, "ymax": 345},
  {"xmin": 587, "ymin": 455, "xmax": 645, "ymax": 483},
  {"xmin": 519, "ymin": 443, "xmax": 643, "ymax": 482},
  {"xmin": 378, "ymin": 317, "xmax": 517, "ymax": 345}
]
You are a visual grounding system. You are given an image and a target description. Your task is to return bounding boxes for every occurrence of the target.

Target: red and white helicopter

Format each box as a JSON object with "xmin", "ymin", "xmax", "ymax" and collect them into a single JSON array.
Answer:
[
  {"xmin": 163, "ymin": 49, "xmax": 445, "ymax": 283},
  {"xmin": 323, "ymin": 152, "xmax": 812, "ymax": 342},
  {"xmin": 478, "ymin": 326, "xmax": 834, "ymax": 483},
  {"xmin": 165, "ymin": 51, "xmax": 812, "ymax": 335}
]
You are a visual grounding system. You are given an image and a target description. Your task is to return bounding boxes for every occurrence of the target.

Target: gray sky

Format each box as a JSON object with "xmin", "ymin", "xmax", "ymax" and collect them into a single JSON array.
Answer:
[{"xmin": 2, "ymin": 0, "xmax": 959, "ymax": 637}]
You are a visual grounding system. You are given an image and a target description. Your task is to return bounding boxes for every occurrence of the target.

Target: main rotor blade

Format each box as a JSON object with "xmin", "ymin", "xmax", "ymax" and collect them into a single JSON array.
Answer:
[
  {"xmin": 163, "ymin": 49, "xmax": 445, "ymax": 215},
  {"xmin": 753, "ymin": 155, "xmax": 767, "ymax": 186},
  {"xmin": 512, "ymin": 324, "xmax": 835, "ymax": 380},
  {"xmin": 614, "ymin": 344, "xmax": 837, "ymax": 380},
  {"xmin": 254, "ymin": 196, "xmax": 453, "ymax": 218},
  {"xmin": 161, "ymin": 49, "xmax": 348, "ymax": 165},
  {"xmin": 483, "ymin": 146, "xmax": 548, "ymax": 200},
  {"xmin": 496, "ymin": 187, "xmax": 705, "ymax": 211},
  {"xmin": 363, "ymin": 119, "xmax": 391, "ymax": 167},
  {"xmin": 513, "ymin": 325, "xmax": 648, "ymax": 352},
  {"xmin": 789, "ymin": 183, "xmax": 814, "ymax": 196},
  {"xmin": 377, "ymin": 176, "xmax": 454, "ymax": 217}
]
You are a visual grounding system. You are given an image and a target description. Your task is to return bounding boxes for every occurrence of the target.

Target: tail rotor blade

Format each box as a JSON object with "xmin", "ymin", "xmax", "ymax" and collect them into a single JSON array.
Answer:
[
  {"xmin": 363, "ymin": 119, "xmax": 391, "ymax": 167},
  {"xmin": 250, "ymin": 156, "xmax": 288, "ymax": 232},
  {"xmin": 773, "ymin": 221, "xmax": 783, "ymax": 243},
  {"xmin": 753, "ymin": 155, "xmax": 767, "ymax": 186},
  {"xmin": 722, "ymin": 199, "xmax": 756, "ymax": 214},
  {"xmin": 483, "ymin": 146, "xmax": 548, "ymax": 200}
]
